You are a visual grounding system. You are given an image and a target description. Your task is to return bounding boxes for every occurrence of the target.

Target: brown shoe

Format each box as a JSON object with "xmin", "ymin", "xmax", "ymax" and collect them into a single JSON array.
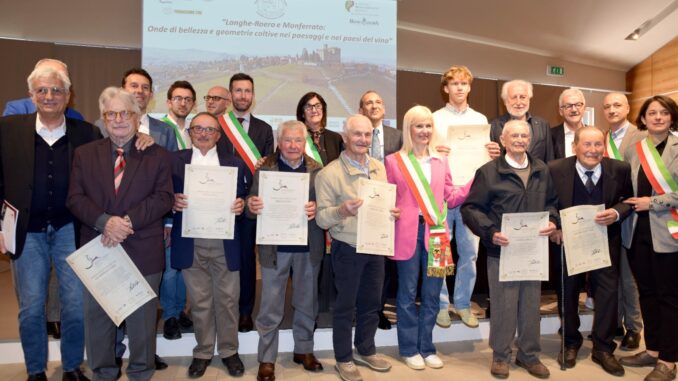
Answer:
[
  {"xmin": 557, "ymin": 347, "xmax": 578, "ymax": 368},
  {"xmin": 592, "ymin": 350, "xmax": 625, "ymax": 377},
  {"xmin": 645, "ymin": 363, "xmax": 677, "ymax": 381},
  {"xmin": 293, "ymin": 353, "xmax": 323, "ymax": 372},
  {"xmin": 516, "ymin": 358, "xmax": 550, "ymax": 379},
  {"xmin": 257, "ymin": 362, "xmax": 275, "ymax": 381},
  {"xmin": 620, "ymin": 351, "xmax": 659, "ymax": 367},
  {"xmin": 490, "ymin": 359, "xmax": 509, "ymax": 379}
]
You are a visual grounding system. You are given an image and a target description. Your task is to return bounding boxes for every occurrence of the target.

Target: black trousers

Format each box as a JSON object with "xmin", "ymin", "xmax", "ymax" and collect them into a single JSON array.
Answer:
[
  {"xmin": 628, "ymin": 220, "xmax": 678, "ymax": 362},
  {"xmin": 554, "ymin": 243, "xmax": 619, "ymax": 353},
  {"xmin": 239, "ymin": 218, "xmax": 257, "ymax": 316}
]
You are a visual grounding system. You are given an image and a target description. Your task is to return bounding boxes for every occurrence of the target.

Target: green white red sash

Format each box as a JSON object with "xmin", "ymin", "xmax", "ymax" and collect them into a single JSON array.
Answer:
[
  {"xmin": 162, "ymin": 115, "xmax": 188, "ymax": 149},
  {"xmin": 635, "ymin": 137, "xmax": 678, "ymax": 239},
  {"xmin": 605, "ymin": 132, "xmax": 622, "ymax": 160},
  {"xmin": 394, "ymin": 151, "xmax": 454, "ymax": 277},
  {"xmin": 218, "ymin": 112, "xmax": 262, "ymax": 174},
  {"xmin": 305, "ymin": 135, "xmax": 323, "ymax": 165}
]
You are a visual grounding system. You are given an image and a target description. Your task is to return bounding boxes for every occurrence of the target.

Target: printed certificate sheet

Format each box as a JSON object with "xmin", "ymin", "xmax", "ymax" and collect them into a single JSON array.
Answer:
[
  {"xmin": 445, "ymin": 124, "xmax": 491, "ymax": 184},
  {"xmin": 256, "ymin": 171, "xmax": 310, "ymax": 245},
  {"xmin": 356, "ymin": 178, "xmax": 396, "ymax": 256},
  {"xmin": 66, "ymin": 236, "xmax": 156, "ymax": 326},
  {"xmin": 499, "ymin": 211, "xmax": 550, "ymax": 281},
  {"xmin": 182, "ymin": 164, "xmax": 238, "ymax": 239},
  {"xmin": 560, "ymin": 204, "xmax": 611, "ymax": 276},
  {"xmin": 1, "ymin": 200, "xmax": 18, "ymax": 254}
]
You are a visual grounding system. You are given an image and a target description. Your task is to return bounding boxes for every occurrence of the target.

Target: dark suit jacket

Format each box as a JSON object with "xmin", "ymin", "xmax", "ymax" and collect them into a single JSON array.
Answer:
[
  {"xmin": 382, "ymin": 125, "xmax": 402, "ymax": 157},
  {"xmin": 551, "ymin": 123, "xmax": 566, "ymax": 161},
  {"xmin": 66, "ymin": 138, "xmax": 173, "ymax": 275},
  {"xmin": 316, "ymin": 129, "xmax": 344, "ymax": 165},
  {"xmin": 0, "ymin": 113, "xmax": 102, "ymax": 257},
  {"xmin": 170, "ymin": 147, "xmax": 249, "ymax": 271},
  {"xmin": 490, "ymin": 112, "xmax": 554, "ymax": 163},
  {"xmin": 219, "ymin": 114, "xmax": 274, "ymax": 167},
  {"xmin": 548, "ymin": 156, "xmax": 633, "ymax": 260}
]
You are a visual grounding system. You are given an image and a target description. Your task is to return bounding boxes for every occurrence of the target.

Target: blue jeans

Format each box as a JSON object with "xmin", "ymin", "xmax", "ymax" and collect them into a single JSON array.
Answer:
[
  {"xmin": 440, "ymin": 205, "xmax": 479, "ymax": 310},
  {"xmin": 396, "ymin": 222, "xmax": 443, "ymax": 358},
  {"xmin": 12, "ymin": 223, "xmax": 84, "ymax": 374},
  {"xmin": 160, "ymin": 246, "xmax": 186, "ymax": 320}
]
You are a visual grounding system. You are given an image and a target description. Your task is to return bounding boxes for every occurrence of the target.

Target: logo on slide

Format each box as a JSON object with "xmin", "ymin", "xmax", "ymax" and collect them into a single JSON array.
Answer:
[
  {"xmin": 345, "ymin": 1, "xmax": 355, "ymax": 12},
  {"xmin": 256, "ymin": 0, "xmax": 287, "ymax": 19}
]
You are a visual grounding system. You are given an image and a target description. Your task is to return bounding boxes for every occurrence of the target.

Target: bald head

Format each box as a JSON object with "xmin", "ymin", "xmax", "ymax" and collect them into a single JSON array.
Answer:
[
  {"xmin": 603, "ymin": 92, "xmax": 630, "ymax": 131},
  {"xmin": 205, "ymin": 86, "xmax": 231, "ymax": 116}
]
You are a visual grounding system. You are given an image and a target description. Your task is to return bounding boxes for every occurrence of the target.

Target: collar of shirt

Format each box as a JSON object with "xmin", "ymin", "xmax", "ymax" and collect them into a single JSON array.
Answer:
[
  {"xmin": 343, "ymin": 151, "xmax": 371, "ymax": 175},
  {"xmin": 575, "ymin": 160, "xmax": 601, "ymax": 185},
  {"xmin": 35, "ymin": 115, "xmax": 66, "ymax": 146},
  {"xmin": 110, "ymin": 137, "xmax": 134, "ymax": 161},
  {"xmin": 504, "ymin": 153, "xmax": 529, "ymax": 169},
  {"xmin": 234, "ymin": 112, "xmax": 251, "ymax": 132},
  {"xmin": 191, "ymin": 145, "xmax": 219, "ymax": 166},
  {"xmin": 445, "ymin": 103, "xmax": 469, "ymax": 115},
  {"xmin": 138, "ymin": 113, "xmax": 150, "ymax": 135},
  {"xmin": 280, "ymin": 154, "xmax": 304, "ymax": 170},
  {"xmin": 610, "ymin": 121, "xmax": 629, "ymax": 143}
]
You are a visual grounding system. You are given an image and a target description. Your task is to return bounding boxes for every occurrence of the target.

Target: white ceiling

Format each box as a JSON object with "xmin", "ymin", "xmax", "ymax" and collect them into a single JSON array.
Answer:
[{"xmin": 1, "ymin": 0, "xmax": 676, "ymax": 71}]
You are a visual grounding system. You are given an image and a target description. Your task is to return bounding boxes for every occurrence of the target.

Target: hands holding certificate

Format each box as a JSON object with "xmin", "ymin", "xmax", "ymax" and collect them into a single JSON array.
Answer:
[
  {"xmin": 493, "ymin": 221, "xmax": 557, "ymax": 246},
  {"xmin": 338, "ymin": 198, "xmax": 400, "ymax": 220},
  {"xmin": 174, "ymin": 193, "xmax": 244, "ymax": 215},
  {"xmin": 549, "ymin": 208, "xmax": 618, "ymax": 245}
]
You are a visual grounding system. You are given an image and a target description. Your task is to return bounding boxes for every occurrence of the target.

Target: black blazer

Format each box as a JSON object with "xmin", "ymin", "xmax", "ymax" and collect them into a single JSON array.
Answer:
[
  {"xmin": 551, "ymin": 123, "xmax": 566, "ymax": 161},
  {"xmin": 0, "ymin": 113, "xmax": 102, "ymax": 257},
  {"xmin": 490, "ymin": 112, "xmax": 554, "ymax": 163},
  {"xmin": 547, "ymin": 156, "xmax": 634, "ymax": 259},
  {"xmin": 170, "ymin": 146, "xmax": 249, "ymax": 271},
  {"xmin": 314, "ymin": 129, "xmax": 344, "ymax": 165},
  {"xmin": 219, "ymin": 114, "xmax": 274, "ymax": 165},
  {"xmin": 382, "ymin": 125, "xmax": 402, "ymax": 157}
]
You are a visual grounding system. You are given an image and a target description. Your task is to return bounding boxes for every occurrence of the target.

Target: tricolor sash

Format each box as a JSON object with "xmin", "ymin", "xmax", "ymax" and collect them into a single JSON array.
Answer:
[
  {"xmin": 605, "ymin": 132, "xmax": 622, "ymax": 160},
  {"xmin": 218, "ymin": 112, "xmax": 262, "ymax": 174},
  {"xmin": 636, "ymin": 137, "xmax": 678, "ymax": 239},
  {"xmin": 394, "ymin": 151, "xmax": 454, "ymax": 277},
  {"xmin": 162, "ymin": 116, "xmax": 188, "ymax": 149},
  {"xmin": 305, "ymin": 135, "xmax": 323, "ymax": 165}
]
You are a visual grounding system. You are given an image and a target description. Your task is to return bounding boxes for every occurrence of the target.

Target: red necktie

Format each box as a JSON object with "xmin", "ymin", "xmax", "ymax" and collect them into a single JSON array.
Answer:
[{"xmin": 114, "ymin": 148, "xmax": 126, "ymax": 194}]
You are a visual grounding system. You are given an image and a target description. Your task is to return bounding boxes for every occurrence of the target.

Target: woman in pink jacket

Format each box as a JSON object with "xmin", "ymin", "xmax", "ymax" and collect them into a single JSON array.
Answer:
[{"xmin": 384, "ymin": 105, "xmax": 471, "ymax": 370}]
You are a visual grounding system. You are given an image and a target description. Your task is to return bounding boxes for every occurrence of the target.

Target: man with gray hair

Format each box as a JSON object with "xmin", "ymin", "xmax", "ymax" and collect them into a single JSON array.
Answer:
[
  {"xmin": 3, "ymin": 58, "xmax": 85, "ymax": 120},
  {"xmin": 315, "ymin": 114, "xmax": 399, "ymax": 381},
  {"xmin": 551, "ymin": 88, "xmax": 587, "ymax": 160},
  {"xmin": 0, "ymin": 64, "xmax": 101, "ymax": 381},
  {"xmin": 246, "ymin": 120, "xmax": 325, "ymax": 381},
  {"xmin": 490, "ymin": 79, "xmax": 554, "ymax": 163},
  {"xmin": 462, "ymin": 120, "xmax": 559, "ymax": 379}
]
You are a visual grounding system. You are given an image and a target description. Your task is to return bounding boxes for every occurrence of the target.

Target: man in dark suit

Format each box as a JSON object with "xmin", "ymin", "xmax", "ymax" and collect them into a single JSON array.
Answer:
[
  {"xmin": 220, "ymin": 73, "xmax": 274, "ymax": 332},
  {"xmin": 67, "ymin": 86, "xmax": 173, "ymax": 381},
  {"xmin": 169, "ymin": 112, "xmax": 249, "ymax": 378},
  {"xmin": 548, "ymin": 126, "xmax": 633, "ymax": 376},
  {"xmin": 0, "ymin": 63, "xmax": 100, "ymax": 381},
  {"xmin": 490, "ymin": 79, "xmax": 554, "ymax": 163},
  {"xmin": 359, "ymin": 90, "xmax": 401, "ymax": 329},
  {"xmin": 551, "ymin": 88, "xmax": 586, "ymax": 160}
]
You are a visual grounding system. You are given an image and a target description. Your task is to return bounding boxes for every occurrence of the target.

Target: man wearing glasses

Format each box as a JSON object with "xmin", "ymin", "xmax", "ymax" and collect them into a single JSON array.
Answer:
[
  {"xmin": 164, "ymin": 81, "xmax": 197, "ymax": 150},
  {"xmin": 204, "ymin": 86, "xmax": 232, "ymax": 117},
  {"xmin": 0, "ymin": 64, "xmax": 101, "ymax": 381},
  {"xmin": 551, "ymin": 88, "xmax": 587, "ymax": 160},
  {"xmin": 169, "ymin": 112, "xmax": 249, "ymax": 378}
]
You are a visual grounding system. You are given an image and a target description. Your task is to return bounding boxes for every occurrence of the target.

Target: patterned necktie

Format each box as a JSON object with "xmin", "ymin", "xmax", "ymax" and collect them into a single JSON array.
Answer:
[
  {"xmin": 371, "ymin": 128, "xmax": 382, "ymax": 161},
  {"xmin": 114, "ymin": 148, "xmax": 126, "ymax": 194},
  {"xmin": 237, "ymin": 117, "xmax": 245, "ymax": 129},
  {"xmin": 584, "ymin": 170, "xmax": 595, "ymax": 194}
]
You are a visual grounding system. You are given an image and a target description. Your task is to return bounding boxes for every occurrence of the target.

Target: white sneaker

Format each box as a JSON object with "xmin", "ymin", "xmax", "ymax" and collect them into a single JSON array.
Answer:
[
  {"xmin": 436, "ymin": 309, "xmax": 452, "ymax": 328},
  {"xmin": 424, "ymin": 354, "xmax": 444, "ymax": 369},
  {"xmin": 403, "ymin": 354, "xmax": 425, "ymax": 370}
]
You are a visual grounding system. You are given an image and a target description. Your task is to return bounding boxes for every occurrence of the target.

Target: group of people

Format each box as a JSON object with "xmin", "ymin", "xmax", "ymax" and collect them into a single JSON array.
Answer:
[{"xmin": 0, "ymin": 58, "xmax": 676, "ymax": 381}]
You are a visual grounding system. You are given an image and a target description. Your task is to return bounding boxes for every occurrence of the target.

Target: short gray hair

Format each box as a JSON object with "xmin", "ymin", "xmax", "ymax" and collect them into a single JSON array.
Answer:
[
  {"xmin": 27, "ymin": 66, "xmax": 71, "ymax": 93},
  {"xmin": 502, "ymin": 119, "xmax": 531, "ymax": 137},
  {"xmin": 343, "ymin": 114, "xmax": 372, "ymax": 135},
  {"xmin": 98, "ymin": 87, "xmax": 141, "ymax": 115},
  {"xmin": 558, "ymin": 87, "xmax": 586, "ymax": 107},
  {"xmin": 277, "ymin": 120, "xmax": 307, "ymax": 141},
  {"xmin": 501, "ymin": 79, "xmax": 533, "ymax": 101}
]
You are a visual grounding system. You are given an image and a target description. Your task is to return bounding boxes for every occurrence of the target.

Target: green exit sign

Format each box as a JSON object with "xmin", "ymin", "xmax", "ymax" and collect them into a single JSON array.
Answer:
[{"xmin": 547, "ymin": 65, "xmax": 565, "ymax": 77}]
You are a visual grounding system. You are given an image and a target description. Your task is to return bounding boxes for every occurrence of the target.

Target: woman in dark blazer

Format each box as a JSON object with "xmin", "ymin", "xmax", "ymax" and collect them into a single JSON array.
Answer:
[
  {"xmin": 620, "ymin": 95, "xmax": 678, "ymax": 381},
  {"xmin": 296, "ymin": 92, "xmax": 343, "ymax": 165}
]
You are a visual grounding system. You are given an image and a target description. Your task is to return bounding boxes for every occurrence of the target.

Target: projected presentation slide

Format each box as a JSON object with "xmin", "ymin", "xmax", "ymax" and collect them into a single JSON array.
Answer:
[{"xmin": 143, "ymin": 0, "xmax": 397, "ymax": 130}]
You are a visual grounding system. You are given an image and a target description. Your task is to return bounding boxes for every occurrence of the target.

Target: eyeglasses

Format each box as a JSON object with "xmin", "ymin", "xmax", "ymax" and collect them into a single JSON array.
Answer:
[
  {"xmin": 103, "ymin": 110, "xmax": 136, "ymax": 121},
  {"xmin": 171, "ymin": 96, "xmax": 195, "ymax": 104},
  {"xmin": 204, "ymin": 95, "xmax": 228, "ymax": 102},
  {"xmin": 190, "ymin": 126, "xmax": 219, "ymax": 135},
  {"xmin": 33, "ymin": 87, "xmax": 67, "ymax": 97},
  {"xmin": 560, "ymin": 102, "xmax": 584, "ymax": 110},
  {"xmin": 304, "ymin": 103, "xmax": 323, "ymax": 111}
]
